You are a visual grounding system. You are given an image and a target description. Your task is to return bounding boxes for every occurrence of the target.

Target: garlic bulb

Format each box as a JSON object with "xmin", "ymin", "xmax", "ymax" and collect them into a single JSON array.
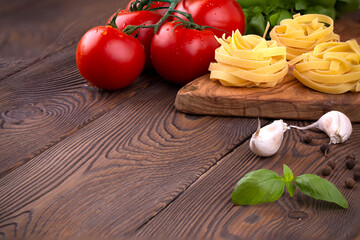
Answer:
[
  {"xmin": 250, "ymin": 119, "xmax": 289, "ymax": 157},
  {"xmin": 291, "ymin": 111, "xmax": 352, "ymax": 144}
]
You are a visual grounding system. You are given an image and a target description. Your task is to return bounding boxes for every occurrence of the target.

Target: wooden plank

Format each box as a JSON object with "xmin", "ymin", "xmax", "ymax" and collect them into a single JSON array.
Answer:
[
  {"xmin": 0, "ymin": 0, "xmax": 148, "ymax": 177},
  {"xmin": 0, "ymin": 44, "xmax": 155, "ymax": 177},
  {"xmin": 136, "ymin": 122, "xmax": 360, "ymax": 239},
  {"xmin": 0, "ymin": 0, "xmax": 126, "ymax": 80},
  {"xmin": 0, "ymin": 79, "xmax": 260, "ymax": 238},
  {"xmin": 174, "ymin": 70, "xmax": 360, "ymax": 121}
]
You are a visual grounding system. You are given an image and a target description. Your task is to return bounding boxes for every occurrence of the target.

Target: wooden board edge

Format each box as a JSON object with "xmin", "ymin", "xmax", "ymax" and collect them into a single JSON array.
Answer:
[{"xmin": 174, "ymin": 75, "xmax": 360, "ymax": 122}]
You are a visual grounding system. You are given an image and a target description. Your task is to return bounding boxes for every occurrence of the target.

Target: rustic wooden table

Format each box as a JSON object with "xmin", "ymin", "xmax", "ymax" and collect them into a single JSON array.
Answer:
[{"xmin": 1, "ymin": 0, "xmax": 359, "ymax": 239}]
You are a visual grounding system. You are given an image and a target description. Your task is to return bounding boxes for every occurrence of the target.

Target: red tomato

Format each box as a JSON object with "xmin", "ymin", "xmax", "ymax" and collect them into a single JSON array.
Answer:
[
  {"xmin": 126, "ymin": 0, "xmax": 170, "ymax": 16},
  {"xmin": 108, "ymin": 10, "xmax": 162, "ymax": 69},
  {"xmin": 76, "ymin": 25, "xmax": 145, "ymax": 90},
  {"xmin": 151, "ymin": 21, "xmax": 220, "ymax": 85},
  {"xmin": 175, "ymin": 0, "xmax": 245, "ymax": 37}
]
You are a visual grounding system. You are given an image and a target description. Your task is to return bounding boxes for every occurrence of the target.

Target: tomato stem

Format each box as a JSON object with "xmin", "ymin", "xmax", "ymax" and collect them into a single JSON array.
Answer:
[
  {"xmin": 123, "ymin": 0, "xmax": 187, "ymax": 35},
  {"xmin": 108, "ymin": 9, "xmax": 121, "ymax": 29},
  {"xmin": 123, "ymin": 0, "xmax": 222, "ymax": 36},
  {"xmin": 153, "ymin": 0, "xmax": 182, "ymax": 32},
  {"xmin": 129, "ymin": 0, "xmax": 152, "ymax": 12}
]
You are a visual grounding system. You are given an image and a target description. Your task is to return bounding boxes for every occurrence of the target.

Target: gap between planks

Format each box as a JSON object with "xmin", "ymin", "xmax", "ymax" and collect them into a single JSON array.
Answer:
[
  {"xmin": 132, "ymin": 119, "xmax": 270, "ymax": 235},
  {"xmin": 0, "ymin": 77, "xmax": 154, "ymax": 179},
  {"xmin": 0, "ymin": 41, "xmax": 76, "ymax": 82}
]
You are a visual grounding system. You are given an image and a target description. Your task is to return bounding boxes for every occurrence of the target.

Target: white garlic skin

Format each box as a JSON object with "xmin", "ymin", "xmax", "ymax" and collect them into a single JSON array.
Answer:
[
  {"xmin": 315, "ymin": 111, "xmax": 352, "ymax": 144},
  {"xmin": 291, "ymin": 111, "xmax": 352, "ymax": 144},
  {"xmin": 249, "ymin": 120, "xmax": 288, "ymax": 157}
]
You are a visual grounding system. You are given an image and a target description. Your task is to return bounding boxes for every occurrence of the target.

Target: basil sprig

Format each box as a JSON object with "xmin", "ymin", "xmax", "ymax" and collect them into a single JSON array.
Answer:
[
  {"xmin": 237, "ymin": 0, "xmax": 359, "ymax": 37},
  {"xmin": 232, "ymin": 165, "xmax": 348, "ymax": 209}
]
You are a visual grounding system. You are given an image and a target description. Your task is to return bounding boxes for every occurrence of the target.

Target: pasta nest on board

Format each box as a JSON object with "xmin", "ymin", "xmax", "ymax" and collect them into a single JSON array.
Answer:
[{"xmin": 209, "ymin": 30, "xmax": 288, "ymax": 88}]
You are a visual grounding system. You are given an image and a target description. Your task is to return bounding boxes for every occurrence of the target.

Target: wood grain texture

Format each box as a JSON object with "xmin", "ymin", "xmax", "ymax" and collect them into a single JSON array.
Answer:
[
  {"xmin": 175, "ymin": 70, "xmax": 360, "ymax": 121},
  {"xmin": 1, "ymin": 2, "xmax": 360, "ymax": 240},
  {"xmin": 334, "ymin": 10, "xmax": 360, "ymax": 42},
  {"xmin": 0, "ymin": 44, "xmax": 155, "ymax": 177},
  {"xmin": 175, "ymin": 10, "xmax": 360, "ymax": 122},
  {"xmin": 137, "ymin": 122, "xmax": 360, "ymax": 240},
  {"xmin": 0, "ymin": 0, "xmax": 126, "ymax": 80},
  {"xmin": 0, "ymin": 78, "xmax": 260, "ymax": 239},
  {"xmin": 0, "ymin": 0, "xmax": 150, "ymax": 177}
]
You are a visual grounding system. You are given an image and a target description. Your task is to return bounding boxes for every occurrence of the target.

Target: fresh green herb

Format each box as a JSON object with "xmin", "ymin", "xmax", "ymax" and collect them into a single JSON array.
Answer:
[
  {"xmin": 232, "ymin": 164, "xmax": 348, "ymax": 208},
  {"xmin": 231, "ymin": 169, "xmax": 285, "ymax": 205},
  {"xmin": 283, "ymin": 164, "xmax": 296, "ymax": 197},
  {"xmin": 295, "ymin": 174, "xmax": 348, "ymax": 208},
  {"xmin": 236, "ymin": 0, "xmax": 359, "ymax": 37}
]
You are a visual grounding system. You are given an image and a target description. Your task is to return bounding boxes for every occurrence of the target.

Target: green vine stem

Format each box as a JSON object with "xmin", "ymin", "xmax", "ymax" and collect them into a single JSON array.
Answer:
[
  {"xmin": 123, "ymin": 0, "xmax": 193, "ymax": 35},
  {"xmin": 108, "ymin": 9, "xmax": 121, "ymax": 29},
  {"xmin": 129, "ymin": 0, "xmax": 153, "ymax": 12},
  {"xmin": 122, "ymin": 0, "xmax": 227, "ymax": 36}
]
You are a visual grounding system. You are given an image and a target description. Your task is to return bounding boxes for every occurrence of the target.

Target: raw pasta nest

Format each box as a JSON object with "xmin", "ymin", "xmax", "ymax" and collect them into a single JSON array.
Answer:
[
  {"xmin": 209, "ymin": 30, "xmax": 288, "ymax": 88},
  {"xmin": 270, "ymin": 13, "xmax": 340, "ymax": 60},
  {"xmin": 290, "ymin": 39, "xmax": 360, "ymax": 94}
]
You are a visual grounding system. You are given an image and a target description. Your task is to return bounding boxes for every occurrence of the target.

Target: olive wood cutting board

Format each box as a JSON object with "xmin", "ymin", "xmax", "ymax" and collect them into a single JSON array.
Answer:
[
  {"xmin": 175, "ymin": 12, "xmax": 360, "ymax": 122},
  {"xmin": 174, "ymin": 67, "xmax": 360, "ymax": 122}
]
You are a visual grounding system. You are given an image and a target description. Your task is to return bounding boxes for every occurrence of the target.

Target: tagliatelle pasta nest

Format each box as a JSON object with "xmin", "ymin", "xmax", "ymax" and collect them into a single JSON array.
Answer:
[
  {"xmin": 209, "ymin": 30, "xmax": 288, "ymax": 88},
  {"xmin": 270, "ymin": 14, "xmax": 340, "ymax": 60},
  {"xmin": 289, "ymin": 39, "xmax": 360, "ymax": 94}
]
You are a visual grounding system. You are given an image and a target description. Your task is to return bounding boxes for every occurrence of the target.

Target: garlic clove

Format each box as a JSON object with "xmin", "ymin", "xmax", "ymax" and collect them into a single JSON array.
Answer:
[
  {"xmin": 249, "ymin": 119, "xmax": 289, "ymax": 157},
  {"xmin": 319, "ymin": 111, "xmax": 352, "ymax": 144},
  {"xmin": 290, "ymin": 111, "xmax": 352, "ymax": 144}
]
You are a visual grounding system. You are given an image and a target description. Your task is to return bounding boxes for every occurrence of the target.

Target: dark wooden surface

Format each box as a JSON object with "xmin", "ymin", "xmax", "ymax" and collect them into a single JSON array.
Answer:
[{"xmin": 0, "ymin": 1, "xmax": 359, "ymax": 239}]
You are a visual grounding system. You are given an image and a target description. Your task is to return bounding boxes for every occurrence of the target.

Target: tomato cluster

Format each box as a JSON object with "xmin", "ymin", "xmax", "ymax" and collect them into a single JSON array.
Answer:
[{"xmin": 76, "ymin": 0, "xmax": 245, "ymax": 90}]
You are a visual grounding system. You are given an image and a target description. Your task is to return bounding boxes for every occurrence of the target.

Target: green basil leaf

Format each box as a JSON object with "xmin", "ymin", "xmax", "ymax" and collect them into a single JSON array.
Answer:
[
  {"xmin": 269, "ymin": 12, "xmax": 280, "ymax": 26},
  {"xmin": 277, "ymin": 10, "xmax": 293, "ymax": 25},
  {"xmin": 246, "ymin": 12, "xmax": 266, "ymax": 36},
  {"xmin": 283, "ymin": 164, "xmax": 294, "ymax": 183},
  {"xmin": 286, "ymin": 182, "xmax": 296, "ymax": 197},
  {"xmin": 251, "ymin": 6, "xmax": 264, "ymax": 14},
  {"xmin": 295, "ymin": 0, "xmax": 308, "ymax": 10},
  {"xmin": 310, "ymin": 0, "xmax": 336, "ymax": 8},
  {"xmin": 236, "ymin": 0, "xmax": 266, "ymax": 9},
  {"xmin": 305, "ymin": 6, "xmax": 336, "ymax": 20},
  {"xmin": 282, "ymin": 0, "xmax": 296, "ymax": 10},
  {"xmin": 263, "ymin": 5, "xmax": 278, "ymax": 15},
  {"xmin": 232, "ymin": 169, "xmax": 285, "ymax": 205},
  {"xmin": 283, "ymin": 165, "xmax": 296, "ymax": 197},
  {"xmin": 295, "ymin": 174, "xmax": 348, "ymax": 209}
]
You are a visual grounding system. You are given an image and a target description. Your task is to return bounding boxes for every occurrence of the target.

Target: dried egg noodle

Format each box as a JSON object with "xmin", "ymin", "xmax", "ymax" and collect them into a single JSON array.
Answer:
[
  {"xmin": 290, "ymin": 40, "xmax": 360, "ymax": 94},
  {"xmin": 209, "ymin": 30, "xmax": 288, "ymax": 88},
  {"xmin": 270, "ymin": 14, "xmax": 340, "ymax": 60}
]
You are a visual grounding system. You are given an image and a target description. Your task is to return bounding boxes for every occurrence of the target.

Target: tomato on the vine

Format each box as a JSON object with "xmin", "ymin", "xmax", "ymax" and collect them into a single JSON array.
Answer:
[
  {"xmin": 76, "ymin": 25, "xmax": 145, "ymax": 90},
  {"xmin": 175, "ymin": 0, "xmax": 246, "ymax": 37},
  {"xmin": 151, "ymin": 21, "xmax": 220, "ymax": 85},
  {"xmin": 108, "ymin": 10, "xmax": 162, "ymax": 69},
  {"xmin": 126, "ymin": 0, "xmax": 170, "ymax": 16}
]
